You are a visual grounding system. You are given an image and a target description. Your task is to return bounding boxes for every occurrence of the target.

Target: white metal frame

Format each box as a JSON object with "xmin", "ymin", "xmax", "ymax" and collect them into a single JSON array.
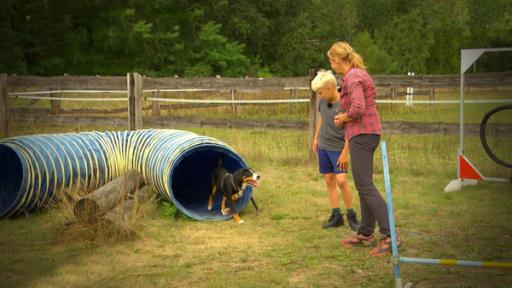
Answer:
[{"xmin": 445, "ymin": 47, "xmax": 512, "ymax": 192}]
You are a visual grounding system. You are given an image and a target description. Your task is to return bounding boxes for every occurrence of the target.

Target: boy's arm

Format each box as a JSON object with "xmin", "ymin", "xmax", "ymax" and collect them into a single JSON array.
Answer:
[
  {"xmin": 313, "ymin": 115, "xmax": 322, "ymax": 154},
  {"xmin": 314, "ymin": 115, "xmax": 322, "ymax": 140}
]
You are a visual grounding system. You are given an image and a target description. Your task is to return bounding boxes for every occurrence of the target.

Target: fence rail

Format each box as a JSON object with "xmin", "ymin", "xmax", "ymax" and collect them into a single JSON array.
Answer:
[
  {"xmin": 1, "ymin": 71, "xmax": 511, "ymax": 143},
  {"xmin": 7, "ymin": 94, "xmax": 512, "ymax": 105},
  {"xmin": 6, "ymin": 71, "xmax": 512, "ymax": 90},
  {"xmin": 8, "ymin": 95, "xmax": 127, "ymax": 102}
]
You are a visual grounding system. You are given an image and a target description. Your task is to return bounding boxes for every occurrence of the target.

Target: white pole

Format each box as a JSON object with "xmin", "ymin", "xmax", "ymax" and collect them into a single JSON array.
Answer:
[
  {"xmin": 406, "ymin": 72, "xmax": 413, "ymax": 106},
  {"xmin": 411, "ymin": 72, "xmax": 415, "ymax": 106},
  {"xmin": 460, "ymin": 72, "xmax": 465, "ymax": 153}
]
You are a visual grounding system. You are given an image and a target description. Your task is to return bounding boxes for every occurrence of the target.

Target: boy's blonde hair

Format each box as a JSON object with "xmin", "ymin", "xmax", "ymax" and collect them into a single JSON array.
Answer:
[
  {"xmin": 311, "ymin": 70, "xmax": 337, "ymax": 92},
  {"xmin": 327, "ymin": 41, "xmax": 366, "ymax": 70}
]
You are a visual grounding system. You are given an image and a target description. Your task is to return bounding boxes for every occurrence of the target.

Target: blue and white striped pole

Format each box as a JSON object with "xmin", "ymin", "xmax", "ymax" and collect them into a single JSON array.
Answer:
[
  {"xmin": 380, "ymin": 141, "xmax": 403, "ymax": 288},
  {"xmin": 400, "ymin": 257, "xmax": 512, "ymax": 269}
]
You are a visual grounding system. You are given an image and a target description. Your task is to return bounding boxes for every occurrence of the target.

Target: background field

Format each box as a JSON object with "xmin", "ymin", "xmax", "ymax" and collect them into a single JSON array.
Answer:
[{"xmin": 1, "ymin": 121, "xmax": 511, "ymax": 287}]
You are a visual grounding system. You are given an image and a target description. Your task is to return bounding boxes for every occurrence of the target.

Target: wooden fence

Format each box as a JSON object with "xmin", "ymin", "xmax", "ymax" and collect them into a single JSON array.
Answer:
[
  {"xmin": 1, "ymin": 71, "xmax": 512, "ymax": 158},
  {"xmin": 7, "ymin": 71, "xmax": 512, "ymax": 90}
]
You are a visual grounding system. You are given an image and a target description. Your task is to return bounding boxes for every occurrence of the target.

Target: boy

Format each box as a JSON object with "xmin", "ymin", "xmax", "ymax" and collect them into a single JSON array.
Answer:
[{"xmin": 311, "ymin": 70, "xmax": 360, "ymax": 231}]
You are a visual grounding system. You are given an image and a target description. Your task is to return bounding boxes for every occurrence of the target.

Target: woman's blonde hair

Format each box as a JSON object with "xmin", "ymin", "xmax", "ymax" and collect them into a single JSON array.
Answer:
[{"xmin": 327, "ymin": 41, "xmax": 366, "ymax": 70}]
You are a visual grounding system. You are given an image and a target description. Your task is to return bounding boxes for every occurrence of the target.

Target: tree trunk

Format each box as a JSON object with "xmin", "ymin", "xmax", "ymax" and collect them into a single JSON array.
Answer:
[
  {"xmin": 104, "ymin": 185, "xmax": 153, "ymax": 225},
  {"xmin": 73, "ymin": 170, "xmax": 144, "ymax": 223}
]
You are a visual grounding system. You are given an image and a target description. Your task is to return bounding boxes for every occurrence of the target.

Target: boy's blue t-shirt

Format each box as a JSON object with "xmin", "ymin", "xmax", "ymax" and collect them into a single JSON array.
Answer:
[{"xmin": 318, "ymin": 99, "xmax": 345, "ymax": 151}]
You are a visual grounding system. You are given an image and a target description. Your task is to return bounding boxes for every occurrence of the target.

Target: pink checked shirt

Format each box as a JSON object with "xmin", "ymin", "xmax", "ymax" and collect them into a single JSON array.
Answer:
[{"xmin": 339, "ymin": 67, "xmax": 382, "ymax": 141}]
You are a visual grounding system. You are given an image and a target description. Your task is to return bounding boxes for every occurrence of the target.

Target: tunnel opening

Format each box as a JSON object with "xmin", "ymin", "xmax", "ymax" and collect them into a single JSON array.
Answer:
[
  {"xmin": 0, "ymin": 145, "xmax": 23, "ymax": 217},
  {"xmin": 169, "ymin": 145, "xmax": 252, "ymax": 221}
]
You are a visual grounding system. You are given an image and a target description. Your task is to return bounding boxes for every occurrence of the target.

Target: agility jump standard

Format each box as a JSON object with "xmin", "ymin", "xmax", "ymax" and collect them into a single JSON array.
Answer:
[
  {"xmin": 444, "ymin": 47, "xmax": 512, "ymax": 192},
  {"xmin": 380, "ymin": 141, "xmax": 512, "ymax": 288}
]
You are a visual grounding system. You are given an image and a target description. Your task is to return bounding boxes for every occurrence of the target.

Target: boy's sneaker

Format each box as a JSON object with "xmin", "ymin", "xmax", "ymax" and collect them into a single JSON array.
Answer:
[
  {"xmin": 346, "ymin": 212, "xmax": 360, "ymax": 232},
  {"xmin": 322, "ymin": 213, "xmax": 344, "ymax": 229}
]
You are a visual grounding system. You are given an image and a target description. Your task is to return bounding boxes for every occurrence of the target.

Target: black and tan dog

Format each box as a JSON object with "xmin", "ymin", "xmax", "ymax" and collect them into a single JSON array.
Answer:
[{"xmin": 208, "ymin": 160, "xmax": 260, "ymax": 224}]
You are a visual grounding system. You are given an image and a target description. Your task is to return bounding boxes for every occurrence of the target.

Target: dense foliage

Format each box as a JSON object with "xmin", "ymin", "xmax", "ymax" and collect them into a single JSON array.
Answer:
[{"xmin": 1, "ymin": 0, "xmax": 511, "ymax": 76}]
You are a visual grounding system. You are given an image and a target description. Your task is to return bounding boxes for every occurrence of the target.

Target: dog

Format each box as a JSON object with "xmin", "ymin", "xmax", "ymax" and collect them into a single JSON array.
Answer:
[{"xmin": 208, "ymin": 158, "xmax": 260, "ymax": 224}]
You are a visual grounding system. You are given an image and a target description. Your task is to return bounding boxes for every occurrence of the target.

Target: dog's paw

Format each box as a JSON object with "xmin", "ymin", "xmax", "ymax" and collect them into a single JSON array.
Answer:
[
  {"xmin": 221, "ymin": 208, "xmax": 229, "ymax": 216},
  {"xmin": 208, "ymin": 205, "xmax": 212, "ymax": 211},
  {"xmin": 237, "ymin": 219, "xmax": 245, "ymax": 224}
]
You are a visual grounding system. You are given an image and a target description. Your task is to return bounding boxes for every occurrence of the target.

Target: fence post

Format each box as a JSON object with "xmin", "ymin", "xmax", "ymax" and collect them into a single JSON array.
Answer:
[
  {"xmin": 169, "ymin": 89, "xmax": 175, "ymax": 113},
  {"xmin": 127, "ymin": 72, "xmax": 143, "ymax": 130},
  {"xmin": 390, "ymin": 87, "xmax": 395, "ymax": 112},
  {"xmin": 291, "ymin": 88, "xmax": 298, "ymax": 114},
  {"xmin": 50, "ymin": 88, "xmax": 60, "ymax": 115},
  {"xmin": 152, "ymin": 90, "xmax": 161, "ymax": 118},
  {"xmin": 406, "ymin": 72, "xmax": 415, "ymax": 106},
  {"xmin": 429, "ymin": 86, "xmax": 435, "ymax": 105},
  {"xmin": 231, "ymin": 88, "xmax": 237, "ymax": 114},
  {"xmin": 0, "ymin": 74, "xmax": 8, "ymax": 138},
  {"xmin": 308, "ymin": 69, "xmax": 319, "ymax": 161}
]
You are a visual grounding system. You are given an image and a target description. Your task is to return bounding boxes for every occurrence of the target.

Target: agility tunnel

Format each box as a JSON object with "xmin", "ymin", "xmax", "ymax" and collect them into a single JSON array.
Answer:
[{"xmin": 0, "ymin": 129, "xmax": 253, "ymax": 220}]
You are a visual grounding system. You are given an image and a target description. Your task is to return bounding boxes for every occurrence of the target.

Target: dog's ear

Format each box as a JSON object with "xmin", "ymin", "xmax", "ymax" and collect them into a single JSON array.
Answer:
[{"xmin": 243, "ymin": 168, "xmax": 252, "ymax": 177}]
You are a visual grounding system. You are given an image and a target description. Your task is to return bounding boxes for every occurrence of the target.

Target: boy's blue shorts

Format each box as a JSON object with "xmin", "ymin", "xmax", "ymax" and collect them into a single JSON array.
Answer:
[{"xmin": 318, "ymin": 148, "xmax": 347, "ymax": 174}]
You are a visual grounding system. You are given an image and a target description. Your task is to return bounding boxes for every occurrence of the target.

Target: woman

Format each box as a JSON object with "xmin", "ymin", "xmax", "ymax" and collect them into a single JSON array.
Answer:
[{"xmin": 328, "ymin": 41, "xmax": 397, "ymax": 256}]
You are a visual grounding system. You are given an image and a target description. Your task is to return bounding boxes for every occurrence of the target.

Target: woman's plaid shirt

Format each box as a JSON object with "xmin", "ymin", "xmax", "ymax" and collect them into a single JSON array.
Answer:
[{"xmin": 339, "ymin": 67, "xmax": 382, "ymax": 141}]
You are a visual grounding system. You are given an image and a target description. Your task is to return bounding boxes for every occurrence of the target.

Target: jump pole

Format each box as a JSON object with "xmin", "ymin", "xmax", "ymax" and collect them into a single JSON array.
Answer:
[
  {"xmin": 399, "ymin": 257, "xmax": 512, "ymax": 269},
  {"xmin": 380, "ymin": 141, "xmax": 402, "ymax": 288},
  {"xmin": 380, "ymin": 141, "xmax": 512, "ymax": 288}
]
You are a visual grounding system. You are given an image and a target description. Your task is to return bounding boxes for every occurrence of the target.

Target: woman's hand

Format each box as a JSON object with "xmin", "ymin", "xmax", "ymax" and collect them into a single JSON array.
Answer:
[
  {"xmin": 337, "ymin": 149, "xmax": 349, "ymax": 171},
  {"xmin": 312, "ymin": 137, "xmax": 318, "ymax": 155},
  {"xmin": 334, "ymin": 112, "xmax": 354, "ymax": 126},
  {"xmin": 334, "ymin": 113, "xmax": 347, "ymax": 126}
]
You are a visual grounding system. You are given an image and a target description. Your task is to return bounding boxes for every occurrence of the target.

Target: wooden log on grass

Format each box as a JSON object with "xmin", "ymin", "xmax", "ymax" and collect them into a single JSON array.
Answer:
[
  {"xmin": 104, "ymin": 185, "xmax": 153, "ymax": 225},
  {"xmin": 73, "ymin": 170, "xmax": 145, "ymax": 223}
]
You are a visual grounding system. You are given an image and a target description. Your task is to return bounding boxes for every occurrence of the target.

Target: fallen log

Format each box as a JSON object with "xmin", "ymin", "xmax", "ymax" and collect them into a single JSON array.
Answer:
[
  {"xmin": 73, "ymin": 170, "xmax": 145, "ymax": 223},
  {"xmin": 104, "ymin": 185, "xmax": 153, "ymax": 225}
]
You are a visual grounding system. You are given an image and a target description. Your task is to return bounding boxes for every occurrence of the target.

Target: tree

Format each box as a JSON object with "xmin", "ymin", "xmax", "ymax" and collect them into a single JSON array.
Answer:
[
  {"xmin": 0, "ymin": 1, "xmax": 26, "ymax": 74},
  {"xmin": 353, "ymin": 32, "xmax": 396, "ymax": 74},
  {"xmin": 424, "ymin": 0, "xmax": 470, "ymax": 74},
  {"xmin": 185, "ymin": 21, "xmax": 249, "ymax": 77},
  {"xmin": 377, "ymin": 8, "xmax": 435, "ymax": 74},
  {"xmin": 0, "ymin": 0, "xmax": 511, "ymax": 76}
]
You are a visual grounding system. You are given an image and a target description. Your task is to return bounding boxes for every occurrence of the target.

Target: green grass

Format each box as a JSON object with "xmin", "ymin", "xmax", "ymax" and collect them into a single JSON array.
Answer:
[{"xmin": 1, "ymin": 123, "xmax": 511, "ymax": 287}]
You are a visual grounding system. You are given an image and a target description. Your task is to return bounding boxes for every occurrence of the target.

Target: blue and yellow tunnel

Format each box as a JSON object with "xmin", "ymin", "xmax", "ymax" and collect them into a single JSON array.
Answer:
[{"xmin": 0, "ymin": 129, "xmax": 253, "ymax": 220}]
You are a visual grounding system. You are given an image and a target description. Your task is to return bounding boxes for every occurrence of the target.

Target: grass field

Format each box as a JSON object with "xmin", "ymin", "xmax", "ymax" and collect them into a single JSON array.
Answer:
[{"xmin": 1, "ymin": 122, "xmax": 511, "ymax": 287}]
